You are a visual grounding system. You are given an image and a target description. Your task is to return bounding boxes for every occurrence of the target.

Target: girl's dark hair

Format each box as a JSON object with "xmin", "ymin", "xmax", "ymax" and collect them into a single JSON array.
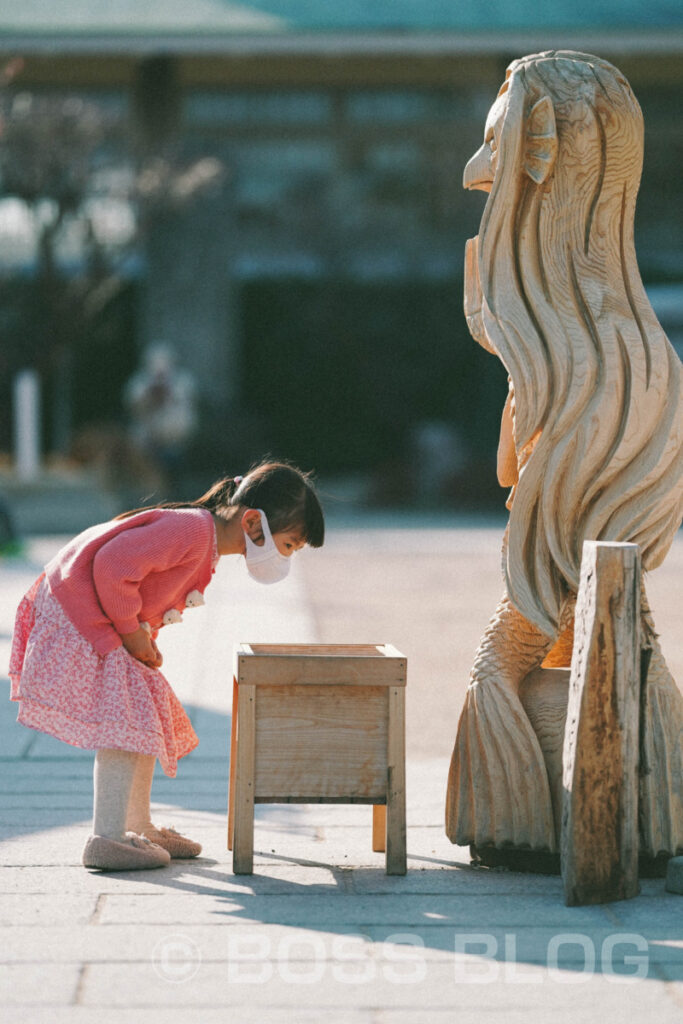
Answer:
[{"xmin": 115, "ymin": 460, "xmax": 325, "ymax": 547}]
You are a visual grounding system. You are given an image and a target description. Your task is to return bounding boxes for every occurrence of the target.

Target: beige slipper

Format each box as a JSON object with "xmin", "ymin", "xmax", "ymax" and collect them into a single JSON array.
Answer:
[
  {"xmin": 142, "ymin": 825, "xmax": 202, "ymax": 859},
  {"xmin": 83, "ymin": 831, "xmax": 171, "ymax": 871}
]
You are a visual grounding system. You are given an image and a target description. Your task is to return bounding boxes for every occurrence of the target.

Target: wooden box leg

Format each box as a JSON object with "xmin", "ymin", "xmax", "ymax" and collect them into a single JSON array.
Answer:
[
  {"xmin": 227, "ymin": 677, "xmax": 238, "ymax": 851},
  {"xmin": 385, "ymin": 687, "xmax": 407, "ymax": 875},
  {"xmin": 372, "ymin": 805, "xmax": 386, "ymax": 852},
  {"xmin": 232, "ymin": 683, "xmax": 256, "ymax": 874}
]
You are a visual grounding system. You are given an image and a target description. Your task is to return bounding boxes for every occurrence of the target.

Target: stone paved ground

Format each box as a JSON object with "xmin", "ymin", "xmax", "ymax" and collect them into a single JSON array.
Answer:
[{"xmin": 0, "ymin": 517, "xmax": 681, "ymax": 1023}]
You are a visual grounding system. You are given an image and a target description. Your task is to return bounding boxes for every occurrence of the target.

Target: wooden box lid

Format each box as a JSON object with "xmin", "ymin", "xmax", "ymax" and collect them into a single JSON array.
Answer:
[{"xmin": 236, "ymin": 643, "xmax": 407, "ymax": 687}]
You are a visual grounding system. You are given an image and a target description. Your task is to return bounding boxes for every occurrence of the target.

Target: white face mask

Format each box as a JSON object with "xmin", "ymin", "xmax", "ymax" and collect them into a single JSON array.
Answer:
[{"xmin": 243, "ymin": 510, "xmax": 291, "ymax": 585}]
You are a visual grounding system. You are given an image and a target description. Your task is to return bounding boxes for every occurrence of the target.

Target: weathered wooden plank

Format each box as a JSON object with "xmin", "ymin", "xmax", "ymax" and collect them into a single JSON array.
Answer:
[
  {"xmin": 232, "ymin": 683, "xmax": 256, "ymax": 875},
  {"xmin": 386, "ymin": 686, "xmax": 407, "ymax": 875},
  {"xmin": 561, "ymin": 541, "xmax": 641, "ymax": 905},
  {"xmin": 237, "ymin": 650, "xmax": 407, "ymax": 688}
]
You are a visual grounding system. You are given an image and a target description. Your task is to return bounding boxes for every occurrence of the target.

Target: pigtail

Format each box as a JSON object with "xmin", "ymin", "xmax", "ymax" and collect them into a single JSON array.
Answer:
[
  {"xmin": 114, "ymin": 477, "xmax": 241, "ymax": 520},
  {"xmin": 193, "ymin": 477, "xmax": 240, "ymax": 512}
]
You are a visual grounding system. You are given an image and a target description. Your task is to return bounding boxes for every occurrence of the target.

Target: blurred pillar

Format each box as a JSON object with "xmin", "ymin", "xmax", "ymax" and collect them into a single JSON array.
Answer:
[
  {"xmin": 132, "ymin": 57, "xmax": 237, "ymax": 417},
  {"xmin": 14, "ymin": 369, "xmax": 41, "ymax": 481}
]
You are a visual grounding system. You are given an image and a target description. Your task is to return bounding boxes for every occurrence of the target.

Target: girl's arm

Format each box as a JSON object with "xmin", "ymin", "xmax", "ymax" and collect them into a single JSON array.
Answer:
[{"xmin": 91, "ymin": 512, "xmax": 208, "ymax": 637}]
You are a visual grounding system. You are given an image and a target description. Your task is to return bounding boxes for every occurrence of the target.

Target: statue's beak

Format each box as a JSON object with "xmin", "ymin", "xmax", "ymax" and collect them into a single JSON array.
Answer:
[{"xmin": 463, "ymin": 144, "xmax": 493, "ymax": 193}]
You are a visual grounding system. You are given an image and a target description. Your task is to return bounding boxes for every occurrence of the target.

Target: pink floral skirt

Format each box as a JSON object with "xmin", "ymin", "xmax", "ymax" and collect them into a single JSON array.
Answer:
[{"xmin": 9, "ymin": 575, "xmax": 198, "ymax": 777}]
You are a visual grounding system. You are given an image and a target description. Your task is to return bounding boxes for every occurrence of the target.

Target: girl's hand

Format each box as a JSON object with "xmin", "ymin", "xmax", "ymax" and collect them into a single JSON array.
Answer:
[{"xmin": 120, "ymin": 626, "xmax": 163, "ymax": 669}]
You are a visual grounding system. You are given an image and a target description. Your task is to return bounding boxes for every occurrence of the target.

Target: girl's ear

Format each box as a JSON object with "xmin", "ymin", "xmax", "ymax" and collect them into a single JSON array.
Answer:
[{"xmin": 241, "ymin": 509, "xmax": 262, "ymax": 539}]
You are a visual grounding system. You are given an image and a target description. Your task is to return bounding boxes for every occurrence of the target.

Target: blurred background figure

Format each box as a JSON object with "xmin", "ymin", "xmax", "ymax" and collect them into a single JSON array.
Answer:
[{"xmin": 124, "ymin": 343, "xmax": 197, "ymax": 496}]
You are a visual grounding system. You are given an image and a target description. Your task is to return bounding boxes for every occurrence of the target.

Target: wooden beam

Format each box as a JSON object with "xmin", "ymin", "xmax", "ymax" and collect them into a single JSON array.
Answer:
[
  {"xmin": 386, "ymin": 686, "xmax": 407, "ymax": 875},
  {"xmin": 373, "ymin": 804, "xmax": 387, "ymax": 852},
  {"xmin": 227, "ymin": 676, "xmax": 238, "ymax": 851},
  {"xmin": 561, "ymin": 541, "xmax": 641, "ymax": 905},
  {"xmin": 232, "ymin": 683, "xmax": 256, "ymax": 874}
]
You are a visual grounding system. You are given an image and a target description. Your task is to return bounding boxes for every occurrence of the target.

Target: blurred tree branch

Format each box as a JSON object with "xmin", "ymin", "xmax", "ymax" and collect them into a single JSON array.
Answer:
[{"xmin": 0, "ymin": 57, "xmax": 225, "ymax": 455}]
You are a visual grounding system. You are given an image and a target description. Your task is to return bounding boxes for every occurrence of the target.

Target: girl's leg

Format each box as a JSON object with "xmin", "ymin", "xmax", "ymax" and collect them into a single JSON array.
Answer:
[
  {"xmin": 125, "ymin": 753, "xmax": 156, "ymax": 835},
  {"xmin": 125, "ymin": 752, "xmax": 203, "ymax": 859},
  {"xmin": 84, "ymin": 748, "xmax": 171, "ymax": 871},
  {"xmin": 92, "ymin": 748, "xmax": 138, "ymax": 840}
]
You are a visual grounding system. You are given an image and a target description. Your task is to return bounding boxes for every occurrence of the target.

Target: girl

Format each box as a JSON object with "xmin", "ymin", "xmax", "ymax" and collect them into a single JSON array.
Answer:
[{"xmin": 9, "ymin": 461, "xmax": 324, "ymax": 871}]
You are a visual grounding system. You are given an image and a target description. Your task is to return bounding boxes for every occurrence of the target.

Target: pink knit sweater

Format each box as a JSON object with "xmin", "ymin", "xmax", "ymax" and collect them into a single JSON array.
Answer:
[{"xmin": 46, "ymin": 508, "xmax": 217, "ymax": 656}]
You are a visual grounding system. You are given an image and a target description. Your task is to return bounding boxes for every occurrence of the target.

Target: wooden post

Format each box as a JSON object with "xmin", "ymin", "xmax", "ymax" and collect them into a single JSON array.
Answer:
[
  {"xmin": 386, "ymin": 686, "xmax": 407, "ymax": 875},
  {"xmin": 232, "ymin": 683, "xmax": 256, "ymax": 874},
  {"xmin": 227, "ymin": 676, "xmax": 238, "ymax": 852},
  {"xmin": 561, "ymin": 541, "xmax": 641, "ymax": 905},
  {"xmin": 372, "ymin": 805, "xmax": 386, "ymax": 852}
]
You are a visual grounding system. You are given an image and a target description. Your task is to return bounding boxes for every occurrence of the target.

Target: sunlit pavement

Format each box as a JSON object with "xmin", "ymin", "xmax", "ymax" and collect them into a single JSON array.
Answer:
[{"xmin": 1, "ymin": 519, "xmax": 681, "ymax": 1022}]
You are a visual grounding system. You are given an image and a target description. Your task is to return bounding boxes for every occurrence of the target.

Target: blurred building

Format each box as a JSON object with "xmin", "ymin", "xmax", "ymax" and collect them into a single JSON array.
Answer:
[{"xmin": 0, "ymin": 3, "xmax": 681, "ymax": 495}]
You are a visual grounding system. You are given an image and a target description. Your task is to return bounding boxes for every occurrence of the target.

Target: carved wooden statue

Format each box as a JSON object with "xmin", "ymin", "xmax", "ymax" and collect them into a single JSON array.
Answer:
[{"xmin": 445, "ymin": 51, "xmax": 683, "ymax": 863}]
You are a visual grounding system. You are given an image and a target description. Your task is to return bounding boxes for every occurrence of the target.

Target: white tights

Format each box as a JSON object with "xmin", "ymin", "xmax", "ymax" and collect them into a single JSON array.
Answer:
[{"xmin": 92, "ymin": 749, "xmax": 157, "ymax": 840}]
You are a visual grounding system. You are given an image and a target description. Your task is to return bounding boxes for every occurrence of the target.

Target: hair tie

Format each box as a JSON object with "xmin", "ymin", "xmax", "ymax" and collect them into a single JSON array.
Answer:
[{"xmin": 233, "ymin": 476, "xmax": 244, "ymax": 487}]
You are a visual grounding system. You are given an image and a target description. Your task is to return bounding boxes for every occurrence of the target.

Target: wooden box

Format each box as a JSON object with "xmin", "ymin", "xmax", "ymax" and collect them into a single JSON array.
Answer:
[{"xmin": 228, "ymin": 643, "xmax": 407, "ymax": 874}]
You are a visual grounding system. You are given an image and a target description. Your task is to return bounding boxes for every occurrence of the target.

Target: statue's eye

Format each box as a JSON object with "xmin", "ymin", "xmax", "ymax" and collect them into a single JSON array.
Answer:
[{"xmin": 484, "ymin": 128, "xmax": 498, "ymax": 158}]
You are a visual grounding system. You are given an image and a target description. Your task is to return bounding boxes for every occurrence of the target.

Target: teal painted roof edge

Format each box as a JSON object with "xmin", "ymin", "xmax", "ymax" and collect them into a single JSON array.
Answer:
[{"xmin": 0, "ymin": 0, "xmax": 682, "ymax": 36}]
